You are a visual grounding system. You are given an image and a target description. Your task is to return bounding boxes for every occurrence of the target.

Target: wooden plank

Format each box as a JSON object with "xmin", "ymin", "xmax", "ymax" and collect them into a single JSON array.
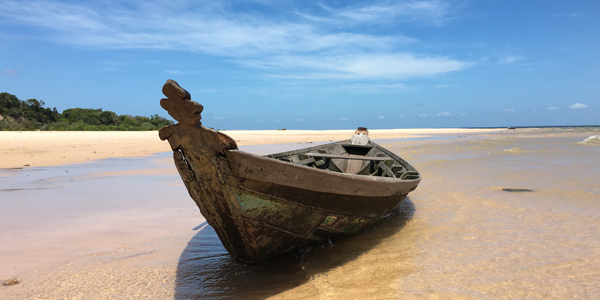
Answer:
[
  {"xmin": 378, "ymin": 161, "xmax": 396, "ymax": 178},
  {"xmin": 304, "ymin": 153, "xmax": 392, "ymax": 161},
  {"xmin": 346, "ymin": 159, "xmax": 365, "ymax": 174},
  {"xmin": 296, "ymin": 157, "xmax": 316, "ymax": 165}
]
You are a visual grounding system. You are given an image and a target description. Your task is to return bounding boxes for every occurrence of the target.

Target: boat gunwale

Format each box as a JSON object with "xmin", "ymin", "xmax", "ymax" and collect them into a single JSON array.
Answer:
[
  {"xmin": 226, "ymin": 139, "xmax": 419, "ymax": 184},
  {"xmin": 226, "ymin": 149, "xmax": 420, "ymax": 184},
  {"xmin": 225, "ymin": 143, "xmax": 421, "ymax": 199}
]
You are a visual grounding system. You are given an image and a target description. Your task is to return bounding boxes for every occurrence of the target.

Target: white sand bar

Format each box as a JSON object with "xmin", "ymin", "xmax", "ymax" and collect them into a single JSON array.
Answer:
[{"xmin": 0, "ymin": 128, "xmax": 498, "ymax": 168}]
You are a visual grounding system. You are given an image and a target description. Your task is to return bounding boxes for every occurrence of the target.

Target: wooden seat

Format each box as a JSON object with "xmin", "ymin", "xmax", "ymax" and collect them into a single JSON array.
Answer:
[{"xmin": 304, "ymin": 153, "xmax": 392, "ymax": 161}]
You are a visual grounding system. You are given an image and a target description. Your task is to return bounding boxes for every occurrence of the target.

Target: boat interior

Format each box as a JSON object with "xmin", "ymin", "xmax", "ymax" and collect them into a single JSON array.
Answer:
[{"xmin": 265, "ymin": 142, "xmax": 420, "ymax": 180}]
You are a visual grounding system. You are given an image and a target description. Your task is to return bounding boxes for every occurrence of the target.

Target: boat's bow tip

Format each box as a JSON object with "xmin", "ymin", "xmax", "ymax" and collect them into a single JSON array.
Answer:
[
  {"xmin": 162, "ymin": 79, "xmax": 191, "ymax": 100},
  {"xmin": 159, "ymin": 79, "xmax": 204, "ymax": 126}
]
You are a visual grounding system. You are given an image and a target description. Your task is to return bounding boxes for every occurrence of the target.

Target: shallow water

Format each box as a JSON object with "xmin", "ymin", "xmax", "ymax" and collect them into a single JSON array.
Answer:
[
  {"xmin": 1, "ymin": 128, "xmax": 599, "ymax": 299},
  {"xmin": 393, "ymin": 129, "xmax": 600, "ymax": 299},
  {"xmin": 0, "ymin": 153, "xmax": 197, "ymax": 278}
]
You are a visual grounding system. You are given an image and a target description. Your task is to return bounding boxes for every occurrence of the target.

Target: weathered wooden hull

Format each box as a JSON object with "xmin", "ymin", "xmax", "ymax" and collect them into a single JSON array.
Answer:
[
  {"xmin": 160, "ymin": 124, "xmax": 420, "ymax": 263},
  {"xmin": 157, "ymin": 79, "xmax": 421, "ymax": 263}
]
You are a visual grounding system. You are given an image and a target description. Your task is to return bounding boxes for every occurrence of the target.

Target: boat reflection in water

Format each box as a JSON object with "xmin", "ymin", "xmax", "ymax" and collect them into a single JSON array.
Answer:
[{"xmin": 175, "ymin": 199, "xmax": 415, "ymax": 299}]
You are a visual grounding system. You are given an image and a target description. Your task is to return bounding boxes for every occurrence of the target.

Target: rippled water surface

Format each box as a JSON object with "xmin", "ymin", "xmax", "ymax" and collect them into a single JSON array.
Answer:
[{"xmin": 1, "ymin": 127, "xmax": 599, "ymax": 299}]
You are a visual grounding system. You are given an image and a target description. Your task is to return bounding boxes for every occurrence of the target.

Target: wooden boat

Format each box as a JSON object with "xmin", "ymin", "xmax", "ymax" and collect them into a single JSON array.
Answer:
[{"xmin": 158, "ymin": 80, "xmax": 421, "ymax": 264}]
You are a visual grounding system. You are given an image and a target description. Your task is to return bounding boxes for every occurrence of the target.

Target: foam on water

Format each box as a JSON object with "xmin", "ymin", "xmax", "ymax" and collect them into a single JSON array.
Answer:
[
  {"xmin": 578, "ymin": 135, "xmax": 600, "ymax": 146},
  {"xmin": 502, "ymin": 146, "xmax": 534, "ymax": 154}
]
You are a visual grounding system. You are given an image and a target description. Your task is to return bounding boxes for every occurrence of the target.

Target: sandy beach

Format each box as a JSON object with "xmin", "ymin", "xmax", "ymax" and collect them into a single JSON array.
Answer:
[
  {"xmin": 0, "ymin": 128, "xmax": 494, "ymax": 169},
  {"xmin": 1, "ymin": 127, "xmax": 599, "ymax": 299}
]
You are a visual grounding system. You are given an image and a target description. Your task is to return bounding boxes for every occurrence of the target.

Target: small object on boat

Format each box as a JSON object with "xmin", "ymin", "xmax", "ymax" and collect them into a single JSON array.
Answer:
[
  {"xmin": 158, "ymin": 79, "xmax": 421, "ymax": 264},
  {"xmin": 351, "ymin": 127, "xmax": 369, "ymax": 145}
]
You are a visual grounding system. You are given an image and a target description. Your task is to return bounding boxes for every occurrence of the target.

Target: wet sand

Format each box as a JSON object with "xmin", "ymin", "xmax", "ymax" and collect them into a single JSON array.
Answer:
[{"xmin": 1, "ymin": 127, "xmax": 600, "ymax": 299}]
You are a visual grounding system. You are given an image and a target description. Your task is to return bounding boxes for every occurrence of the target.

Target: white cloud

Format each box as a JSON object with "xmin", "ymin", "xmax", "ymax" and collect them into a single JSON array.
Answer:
[
  {"xmin": 504, "ymin": 108, "xmax": 516, "ymax": 112},
  {"xmin": 418, "ymin": 114, "xmax": 428, "ymax": 117},
  {"xmin": 333, "ymin": 83, "xmax": 406, "ymax": 94},
  {"xmin": 377, "ymin": 116, "xmax": 385, "ymax": 119},
  {"xmin": 340, "ymin": 117, "xmax": 349, "ymax": 121},
  {"xmin": 570, "ymin": 103, "xmax": 588, "ymax": 109},
  {"xmin": 1, "ymin": 1, "xmax": 106, "ymax": 31},
  {"xmin": 0, "ymin": 1, "xmax": 410, "ymax": 55},
  {"xmin": 3, "ymin": 69, "xmax": 19, "ymax": 75},
  {"xmin": 436, "ymin": 111, "xmax": 450, "ymax": 116},
  {"xmin": 569, "ymin": 103, "xmax": 588, "ymax": 109},
  {"xmin": 240, "ymin": 53, "xmax": 472, "ymax": 79},
  {"xmin": 322, "ymin": 1, "xmax": 451, "ymax": 26},
  {"xmin": 546, "ymin": 106, "xmax": 559, "ymax": 111},
  {"xmin": 164, "ymin": 70, "xmax": 184, "ymax": 75},
  {"xmin": 0, "ymin": 0, "xmax": 472, "ymax": 81},
  {"xmin": 434, "ymin": 84, "xmax": 456, "ymax": 88},
  {"xmin": 497, "ymin": 54, "xmax": 524, "ymax": 65}
]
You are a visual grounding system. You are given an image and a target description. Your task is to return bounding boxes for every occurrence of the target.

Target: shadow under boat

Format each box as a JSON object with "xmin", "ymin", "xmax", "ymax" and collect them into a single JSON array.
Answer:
[{"xmin": 174, "ymin": 198, "xmax": 415, "ymax": 299}]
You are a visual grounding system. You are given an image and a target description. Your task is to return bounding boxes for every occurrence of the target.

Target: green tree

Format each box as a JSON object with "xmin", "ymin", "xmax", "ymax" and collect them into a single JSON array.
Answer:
[
  {"xmin": 62, "ymin": 108, "xmax": 104, "ymax": 125},
  {"xmin": 0, "ymin": 92, "xmax": 21, "ymax": 115},
  {"xmin": 150, "ymin": 114, "xmax": 173, "ymax": 128},
  {"xmin": 2, "ymin": 91, "xmax": 173, "ymax": 131},
  {"xmin": 98, "ymin": 110, "xmax": 119, "ymax": 125}
]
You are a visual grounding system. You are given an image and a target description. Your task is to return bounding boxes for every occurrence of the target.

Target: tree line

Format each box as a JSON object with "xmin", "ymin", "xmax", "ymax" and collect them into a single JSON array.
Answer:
[{"xmin": 0, "ymin": 92, "xmax": 173, "ymax": 131}]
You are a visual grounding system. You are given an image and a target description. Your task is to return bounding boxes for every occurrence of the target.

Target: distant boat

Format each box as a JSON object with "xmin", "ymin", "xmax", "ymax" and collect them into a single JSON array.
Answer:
[{"xmin": 158, "ymin": 80, "xmax": 421, "ymax": 264}]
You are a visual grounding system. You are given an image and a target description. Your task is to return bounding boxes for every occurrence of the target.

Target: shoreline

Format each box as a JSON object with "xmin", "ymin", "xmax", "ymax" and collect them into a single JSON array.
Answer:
[{"xmin": 0, "ymin": 128, "xmax": 500, "ymax": 169}]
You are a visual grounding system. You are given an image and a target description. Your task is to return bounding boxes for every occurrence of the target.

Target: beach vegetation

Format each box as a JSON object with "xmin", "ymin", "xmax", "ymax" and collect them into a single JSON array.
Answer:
[{"xmin": 0, "ymin": 92, "xmax": 173, "ymax": 131}]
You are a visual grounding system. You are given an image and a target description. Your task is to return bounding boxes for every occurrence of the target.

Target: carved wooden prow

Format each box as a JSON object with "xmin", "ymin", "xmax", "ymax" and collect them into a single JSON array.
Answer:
[
  {"xmin": 156, "ymin": 80, "xmax": 251, "ymax": 261},
  {"xmin": 158, "ymin": 79, "xmax": 237, "ymax": 151},
  {"xmin": 160, "ymin": 79, "xmax": 202, "ymax": 126}
]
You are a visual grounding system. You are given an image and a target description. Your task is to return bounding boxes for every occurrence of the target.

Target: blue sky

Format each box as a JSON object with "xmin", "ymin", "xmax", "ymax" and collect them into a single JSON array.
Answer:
[{"xmin": 1, "ymin": 0, "xmax": 599, "ymax": 129}]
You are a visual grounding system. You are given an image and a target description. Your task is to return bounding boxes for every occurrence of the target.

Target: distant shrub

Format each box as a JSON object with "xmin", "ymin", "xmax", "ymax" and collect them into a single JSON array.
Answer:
[{"xmin": 0, "ymin": 92, "xmax": 173, "ymax": 131}]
